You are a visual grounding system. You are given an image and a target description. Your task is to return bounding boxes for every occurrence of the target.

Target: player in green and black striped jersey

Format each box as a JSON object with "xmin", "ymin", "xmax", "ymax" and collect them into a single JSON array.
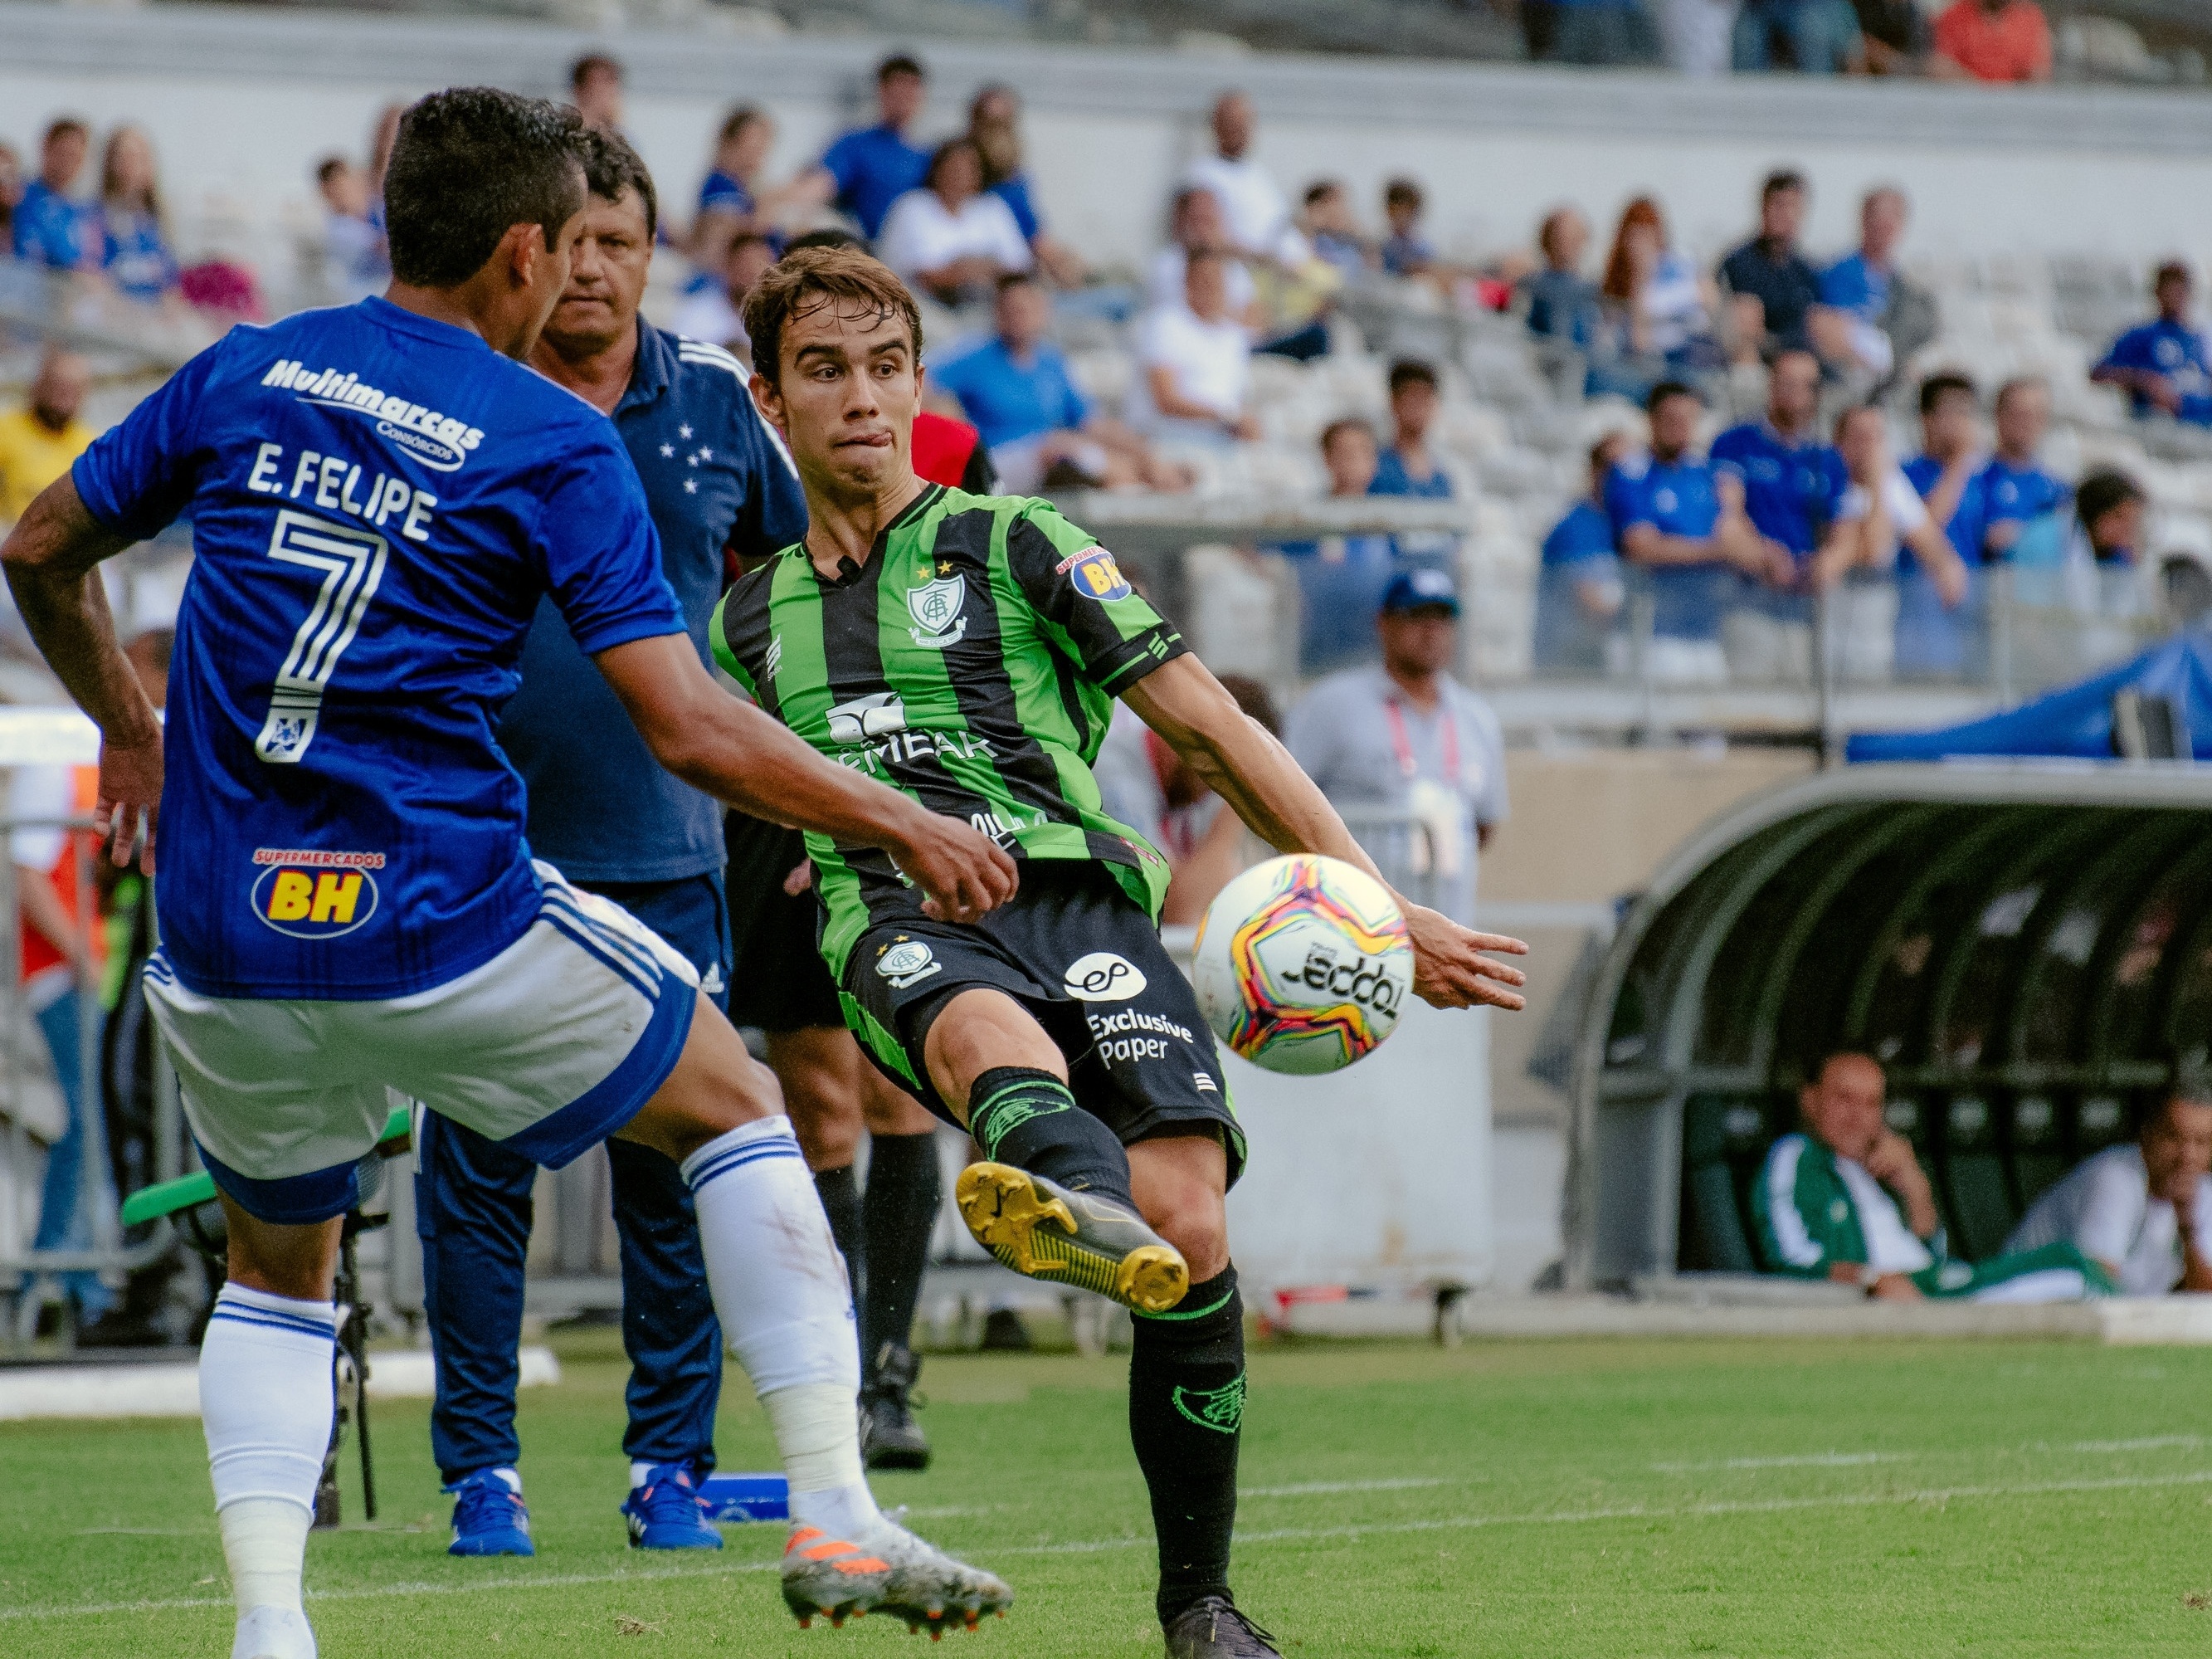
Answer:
[{"xmin": 714, "ymin": 246, "xmax": 1530, "ymax": 1659}]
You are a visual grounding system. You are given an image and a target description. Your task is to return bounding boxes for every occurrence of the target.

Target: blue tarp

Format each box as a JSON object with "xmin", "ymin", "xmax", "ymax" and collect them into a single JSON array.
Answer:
[{"xmin": 1845, "ymin": 632, "xmax": 2212, "ymax": 764}]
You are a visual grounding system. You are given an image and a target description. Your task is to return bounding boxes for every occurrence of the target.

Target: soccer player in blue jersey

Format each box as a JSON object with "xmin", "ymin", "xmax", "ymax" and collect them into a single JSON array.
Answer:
[
  {"xmin": 2, "ymin": 89, "xmax": 1015, "ymax": 1659},
  {"xmin": 412, "ymin": 128, "xmax": 809, "ymax": 1559}
]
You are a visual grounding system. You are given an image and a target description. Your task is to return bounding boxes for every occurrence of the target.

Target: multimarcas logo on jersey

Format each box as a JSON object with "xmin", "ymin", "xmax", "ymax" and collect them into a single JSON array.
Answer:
[
  {"xmin": 250, "ymin": 847, "xmax": 383, "ymax": 939},
  {"xmin": 262, "ymin": 360, "xmax": 485, "ymax": 473}
]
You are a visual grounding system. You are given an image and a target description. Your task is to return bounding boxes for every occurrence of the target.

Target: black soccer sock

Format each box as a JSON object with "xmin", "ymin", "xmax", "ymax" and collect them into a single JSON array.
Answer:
[
  {"xmin": 813, "ymin": 1165, "xmax": 865, "ymax": 1302},
  {"xmin": 966, "ymin": 1066, "xmax": 1133, "ymax": 1208},
  {"xmin": 860, "ymin": 1131, "xmax": 940, "ymax": 1368},
  {"xmin": 1130, "ymin": 1266, "xmax": 1245, "ymax": 1627}
]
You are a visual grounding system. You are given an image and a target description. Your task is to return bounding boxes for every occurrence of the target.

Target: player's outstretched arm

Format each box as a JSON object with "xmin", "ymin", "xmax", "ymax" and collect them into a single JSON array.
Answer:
[
  {"xmin": 594, "ymin": 633, "xmax": 1018, "ymax": 925},
  {"xmin": 0, "ymin": 475, "xmax": 163, "ymax": 870},
  {"xmin": 1121, "ymin": 655, "xmax": 1528, "ymax": 1012}
]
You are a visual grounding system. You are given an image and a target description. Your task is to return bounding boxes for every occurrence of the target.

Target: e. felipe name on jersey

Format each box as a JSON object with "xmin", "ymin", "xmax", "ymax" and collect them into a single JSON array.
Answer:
[{"xmin": 250, "ymin": 847, "xmax": 385, "ymax": 940}]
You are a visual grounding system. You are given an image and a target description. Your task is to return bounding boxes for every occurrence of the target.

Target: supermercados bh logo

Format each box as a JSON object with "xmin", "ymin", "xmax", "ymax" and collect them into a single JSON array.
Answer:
[
  {"xmin": 262, "ymin": 360, "xmax": 485, "ymax": 473},
  {"xmin": 251, "ymin": 848, "xmax": 383, "ymax": 939},
  {"xmin": 1055, "ymin": 545, "xmax": 1132, "ymax": 603}
]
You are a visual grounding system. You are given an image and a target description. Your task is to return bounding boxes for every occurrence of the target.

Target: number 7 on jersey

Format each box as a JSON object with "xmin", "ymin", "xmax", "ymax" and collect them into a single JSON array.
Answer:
[{"xmin": 253, "ymin": 510, "xmax": 388, "ymax": 765}]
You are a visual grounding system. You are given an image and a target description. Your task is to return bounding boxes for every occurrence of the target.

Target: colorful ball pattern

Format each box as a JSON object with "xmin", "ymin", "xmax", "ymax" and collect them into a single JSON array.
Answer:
[{"xmin": 1191, "ymin": 853, "xmax": 1414, "ymax": 1075}]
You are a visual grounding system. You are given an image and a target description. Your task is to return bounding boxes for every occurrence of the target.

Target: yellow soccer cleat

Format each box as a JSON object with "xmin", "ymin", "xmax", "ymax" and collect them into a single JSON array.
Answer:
[{"xmin": 954, "ymin": 1163, "xmax": 1189, "ymax": 1314}]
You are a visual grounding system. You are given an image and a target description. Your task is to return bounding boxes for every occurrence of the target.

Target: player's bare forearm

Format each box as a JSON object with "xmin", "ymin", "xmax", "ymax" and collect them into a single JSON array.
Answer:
[
  {"xmin": 1122, "ymin": 656, "xmax": 1528, "ymax": 1011},
  {"xmin": 595, "ymin": 634, "xmax": 1017, "ymax": 922},
  {"xmin": 3, "ymin": 476, "xmax": 167, "ymax": 867}
]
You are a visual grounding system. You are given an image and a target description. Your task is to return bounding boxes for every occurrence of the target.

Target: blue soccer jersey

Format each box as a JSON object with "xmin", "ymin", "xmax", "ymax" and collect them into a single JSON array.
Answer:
[
  {"xmin": 1605, "ymin": 454, "xmax": 1732, "ymax": 642},
  {"xmin": 1709, "ymin": 422, "xmax": 1847, "ymax": 559},
  {"xmin": 2097, "ymin": 318, "xmax": 2212, "ymax": 417},
  {"xmin": 1974, "ymin": 457, "xmax": 2070, "ymax": 558},
  {"xmin": 71, "ymin": 297, "xmax": 683, "ymax": 1002}
]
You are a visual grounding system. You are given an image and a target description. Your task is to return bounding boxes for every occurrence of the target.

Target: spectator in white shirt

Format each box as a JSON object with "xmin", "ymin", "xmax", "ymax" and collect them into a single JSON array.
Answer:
[
  {"xmin": 1813, "ymin": 403, "xmax": 1969, "ymax": 607},
  {"xmin": 1147, "ymin": 186, "xmax": 1259, "ymax": 326},
  {"xmin": 1132, "ymin": 250, "xmax": 1259, "ymax": 445},
  {"xmin": 2005, "ymin": 1089, "xmax": 2212, "ymax": 1295},
  {"xmin": 1181, "ymin": 90, "xmax": 1309, "ymax": 270},
  {"xmin": 877, "ymin": 137, "xmax": 1032, "ymax": 308}
]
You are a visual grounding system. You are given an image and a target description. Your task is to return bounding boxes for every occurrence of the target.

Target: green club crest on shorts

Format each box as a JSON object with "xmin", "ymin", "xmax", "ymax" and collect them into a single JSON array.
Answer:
[{"xmin": 1172, "ymin": 1374, "xmax": 1246, "ymax": 1435}]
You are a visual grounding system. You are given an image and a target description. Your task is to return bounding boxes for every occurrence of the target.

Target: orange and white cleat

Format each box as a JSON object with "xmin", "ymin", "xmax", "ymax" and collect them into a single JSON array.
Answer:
[
  {"xmin": 781, "ymin": 1526, "xmax": 889, "ymax": 1628},
  {"xmin": 780, "ymin": 1517, "xmax": 1013, "ymax": 1636}
]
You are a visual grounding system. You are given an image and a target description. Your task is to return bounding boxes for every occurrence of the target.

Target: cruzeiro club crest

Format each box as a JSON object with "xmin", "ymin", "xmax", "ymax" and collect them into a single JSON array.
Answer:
[
  {"xmin": 907, "ymin": 573, "xmax": 968, "ymax": 649},
  {"xmin": 1172, "ymin": 1373, "xmax": 1246, "ymax": 1435}
]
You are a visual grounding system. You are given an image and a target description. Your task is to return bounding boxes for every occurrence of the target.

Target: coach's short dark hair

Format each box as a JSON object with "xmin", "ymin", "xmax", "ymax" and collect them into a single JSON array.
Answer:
[
  {"xmin": 1388, "ymin": 358, "xmax": 1438, "ymax": 396},
  {"xmin": 1919, "ymin": 370, "xmax": 1977, "ymax": 416},
  {"xmin": 745, "ymin": 244, "xmax": 922, "ymax": 388},
  {"xmin": 576, "ymin": 125, "xmax": 657, "ymax": 240},
  {"xmin": 1647, "ymin": 378, "xmax": 1701, "ymax": 414},
  {"xmin": 383, "ymin": 89, "xmax": 586, "ymax": 289}
]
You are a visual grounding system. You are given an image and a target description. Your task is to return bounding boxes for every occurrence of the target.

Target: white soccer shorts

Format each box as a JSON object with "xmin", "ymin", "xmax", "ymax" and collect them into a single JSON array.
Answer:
[{"xmin": 143, "ymin": 862, "xmax": 699, "ymax": 1224}]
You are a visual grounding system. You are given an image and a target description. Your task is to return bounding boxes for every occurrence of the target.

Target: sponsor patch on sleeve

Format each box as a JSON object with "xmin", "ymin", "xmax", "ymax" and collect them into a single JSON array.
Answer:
[{"xmin": 1055, "ymin": 545, "xmax": 1133, "ymax": 604}]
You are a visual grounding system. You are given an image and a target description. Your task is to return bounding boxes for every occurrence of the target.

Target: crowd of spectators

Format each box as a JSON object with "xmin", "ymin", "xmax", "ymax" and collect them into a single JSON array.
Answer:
[{"xmin": 1523, "ymin": 0, "xmax": 2057, "ymax": 80}]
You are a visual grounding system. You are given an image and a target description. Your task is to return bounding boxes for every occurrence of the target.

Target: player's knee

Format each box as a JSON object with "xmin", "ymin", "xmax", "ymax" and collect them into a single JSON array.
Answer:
[
  {"xmin": 1145, "ymin": 1184, "xmax": 1230, "ymax": 1282},
  {"xmin": 222, "ymin": 1205, "xmax": 343, "ymax": 1301},
  {"xmin": 793, "ymin": 1105, "xmax": 862, "ymax": 1171}
]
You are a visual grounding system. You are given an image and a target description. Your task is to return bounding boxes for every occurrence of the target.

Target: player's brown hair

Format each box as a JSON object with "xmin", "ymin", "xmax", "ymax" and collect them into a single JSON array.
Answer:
[{"xmin": 744, "ymin": 244, "xmax": 924, "ymax": 388}]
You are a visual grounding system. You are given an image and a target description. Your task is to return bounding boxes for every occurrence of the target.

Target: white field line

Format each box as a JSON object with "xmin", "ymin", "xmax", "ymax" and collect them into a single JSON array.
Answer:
[
  {"xmin": 1652, "ymin": 1452, "xmax": 1907, "ymax": 1472},
  {"xmin": 1652, "ymin": 1435, "xmax": 2209, "ymax": 1474},
  {"xmin": 13, "ymin": 1468, "xmax": 2212, "ymax": 1625},
  {"xmin": 1242, "ymin": 1478, "xmax": 1447, "ymax": 1497}
]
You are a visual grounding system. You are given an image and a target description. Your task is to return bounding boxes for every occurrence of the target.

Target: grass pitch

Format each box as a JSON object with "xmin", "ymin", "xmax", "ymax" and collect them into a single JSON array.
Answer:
[{"xmin": 7, "ymin": 1331, "xmax": 2212, "ymax": 1657}]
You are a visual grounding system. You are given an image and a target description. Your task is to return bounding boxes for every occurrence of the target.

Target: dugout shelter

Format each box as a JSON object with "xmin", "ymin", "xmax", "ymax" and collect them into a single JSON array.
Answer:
[{"xmin": 1563, "ymin": 763, "xmax": 2212, "ymax": 1290}]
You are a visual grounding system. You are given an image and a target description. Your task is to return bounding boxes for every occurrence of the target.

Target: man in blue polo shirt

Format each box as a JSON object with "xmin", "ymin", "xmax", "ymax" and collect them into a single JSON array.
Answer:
[
  {"xmin": 1710, "ymin": 349, "xmax": 1848, "ymax": 678},
  {"xmin": 1975, "ymin": 377, "xmax": 2068, "ymax": 563},
  {"xmin": 1607, "ymin": 380, "xmax": 1778, "ymax": 684},
  {"xmin": 1811, "ymin": 187, "xmax": 1907, "ymax": 380},
  {"xmin": 12, "ymin": 118, "xmax": 96, "ymax": 273},
  {"xmin": 414, "ymin": 130, "xmax": 808, "ymax": 1559},
  {"xmin": 1899, "ymin": 370, "xmax": 1991, "ymax": 675},
  {"xmin": 791, "ymin": 53, "xmax": 932, "ymax": 242},
  {"xmin": 2093, "ymin": 261, "xmax": 2212, "ymax": 426}
]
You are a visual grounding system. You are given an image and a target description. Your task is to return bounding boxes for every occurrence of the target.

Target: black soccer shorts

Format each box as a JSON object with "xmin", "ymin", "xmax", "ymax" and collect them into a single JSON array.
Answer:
[
  {"xmin": 723, "ymin": 812, "xmax": 845, "ymax": 1033},
  {"xmin": 840, "ymin": 861, "xmax": 1245, "ymax": 1185}
]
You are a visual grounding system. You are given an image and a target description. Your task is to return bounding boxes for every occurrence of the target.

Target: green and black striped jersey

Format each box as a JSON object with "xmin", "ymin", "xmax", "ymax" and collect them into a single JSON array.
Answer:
[{"xmin": 708, "ymin": 484, "xmax": 1184, "ymax": 982}]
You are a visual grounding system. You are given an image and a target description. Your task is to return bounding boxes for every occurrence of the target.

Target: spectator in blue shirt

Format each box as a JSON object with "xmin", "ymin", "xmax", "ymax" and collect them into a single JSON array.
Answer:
[
  {"xmin": 1542, "ymin": 0, "xmax": 1664, "ymax": 66},
  {"xmin": 792, "ymin": 53, "xmax": 933, "ymax": 242},
  {"xmin": 1710, "ymin": 349, "xmax": 1849, "ymax": 622},
  {"xmin": 1274, "ymin": 417, "xmax": 1401, "ymax": 674},
  {"xmin": 1381, "ymin": 178, "xmax": 1437, "ymax": 280},
  {"xmin": 1976, "ymin": 377, "xmax": 2068, "ymax": 563},
  {"xmin": 2092, "ymin": 261, "xmax": 2212, "ymax": 425},
  {"xmin": 1810, "ymin": 186, "xmax": 1908, "ymax": 379},
  {"xmin": 95, "ymin": 126, "xmax": 180, "ymax": 307},
  {"xmin": 1717, "ymin": 170, "xmax": 1821, "ymax": 359},
  {"xmin": 1302, "ymin": 180, "xmax": 1372, "ymax": 279},
  {"xmin": 1518, "ymin": 207, "xmax": 1604, "ymax": 349},
  {"xmin": 1734, "ymin": 0, "xmax": 1862, "ymax": 73},
  {"xmin": 1537, "ymin": 431, "xmax": 1633, "ymax": 674},
  {"xmin": 1898, "ymin": 371, "xmax": 1992, "ymax": 674},
  {"xmin": 690, "ymin": 106, "xmax": 777, "ymax": 262},
  {"xmin": 931, "ymin": 271, "xmax": 1187, "ymax": 492},
  {"xmin": 969, "ymin": 84, "xmax": 1086, "ymax": 288},
  {"xmin": 12, "ymin": 118, "xmax": 95, "ymax": 273},
  {"xmin": 1606, "ymin": 381, "xmax": 1778, "ymax": 681},
  {"xmin": 1371, "ymin": 359, "xmax": 1459, "ymax": 567}
]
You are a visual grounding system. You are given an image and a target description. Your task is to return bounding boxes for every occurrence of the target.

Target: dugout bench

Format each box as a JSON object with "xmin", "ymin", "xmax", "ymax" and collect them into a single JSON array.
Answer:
[
  {"xmin": 1562, "ymin": 763, "xmax": 2212, "ymax": 1290},
  {"xmin": 119, "ymin": 1106, "xmax": 412, "ymax": 1526}
]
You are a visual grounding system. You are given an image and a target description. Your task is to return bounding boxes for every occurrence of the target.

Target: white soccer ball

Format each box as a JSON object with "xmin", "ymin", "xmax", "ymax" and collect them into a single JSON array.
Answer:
[{"xmin": 1191, "ymin": 854, "xmax": 1414, "ymax": 1076}]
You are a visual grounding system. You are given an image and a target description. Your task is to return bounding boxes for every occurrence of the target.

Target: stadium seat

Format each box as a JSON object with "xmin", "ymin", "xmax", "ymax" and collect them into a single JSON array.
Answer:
[
  {"xmin": 1938, "ymin": 1094, "xmax": 2019, "ymax": 1261},
  {"xmin": 2010, "ymin": 1093, "xmax": 2069, "ymax": 1208}
]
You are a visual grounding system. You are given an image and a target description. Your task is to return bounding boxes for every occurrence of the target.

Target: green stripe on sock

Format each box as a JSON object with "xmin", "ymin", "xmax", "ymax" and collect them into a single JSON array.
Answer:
[{"xmin": 1134, "ymin": 1287, "xmax": 1237, "ymax": 1323}]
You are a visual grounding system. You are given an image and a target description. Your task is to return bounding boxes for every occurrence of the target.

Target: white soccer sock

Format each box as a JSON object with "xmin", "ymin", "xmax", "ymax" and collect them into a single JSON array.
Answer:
[
  {"xmin": 200, "ymin": 1283, "xmax": 337, "ymax": 1617},
  {"xmin": 683, "ymin": 1116, "xmax": 880, "ymax": 1539}
]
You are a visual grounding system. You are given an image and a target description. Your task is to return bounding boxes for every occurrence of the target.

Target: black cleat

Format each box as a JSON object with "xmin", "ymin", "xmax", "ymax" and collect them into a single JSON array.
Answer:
[
  {"xmin": 1164, "ymin": 1598, "xmax": 1280, "ymax": 1658},
  {"xmin": 860, "ymin": 1343, "xmax": 933, "ymax": 1471}
]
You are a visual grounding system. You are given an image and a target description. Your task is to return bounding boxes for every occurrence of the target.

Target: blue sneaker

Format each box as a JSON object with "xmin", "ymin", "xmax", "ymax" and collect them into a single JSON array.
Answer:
[
  {"xmin": 446, "ymin": 1467, "xmax": 534, "ymax": 1557},
  {"xmin": 621, "ymin": 1462, "xmax": 724, "ymax": 1550}
]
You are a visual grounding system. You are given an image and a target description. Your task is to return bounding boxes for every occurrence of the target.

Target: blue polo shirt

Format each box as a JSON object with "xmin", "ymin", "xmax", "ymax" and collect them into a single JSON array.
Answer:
[
  {"xmin": 1605, "ymin": 454, "xmax": 1732, "ymax": 641},
  {"xmin": 2098, "ymin": 317, "xmax": 2212, "ymax": 421},
  {"xmin": 1371, "ymin": 446, "xmax": 1455, "ymax": 565},
  {"xmin": 1974, "ymin": 457, "xmax": 2069, "ymax": 560},
  {"xmin": 1543, "ymin": 499, "xmax": 1615, "ymax": 565},
  {"xmin": 498, "ymin": 324, "xmax": 807, "ymax": 885},
  {"xmin": 992, "ymin": 174, "xmax": 1044, "ymax": 241},
  {"xmin": 12, "ymin": 180, "xmax": 91, "ymax": 270},
  {"xmin": 1902, "ymin": 453, "xmax": 1990, "ymax": 564},
  {"xmin": 1710, "ymin": 421, "xmax": 1847, "ymax": 558},
  {"xmin": 698, "ymin": 168, "xmax": 754, "ymax": 220},
  {"xmin": 820, "ymin": 123, "xmax": 931, "ymax": 241},
  {"xmin": 930, "ymin": 335, "xmax": 1089, "ymax": 451},
  {"xmin": 1819, "ymin": 251, "xmax": 1892, "ymax": 322}
]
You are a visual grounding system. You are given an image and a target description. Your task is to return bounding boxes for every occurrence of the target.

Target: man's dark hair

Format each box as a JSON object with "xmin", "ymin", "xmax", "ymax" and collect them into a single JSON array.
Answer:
[
  {"xmin": 783, "ymin": 226, "xmax": 867, "ymax": 257},
  {"xmin": 1647, "ymin": 378, "xmax": 1701, "ymax": 414},
  {"xmin": 923, "ymin": 137, "xmax": 979, "ymax": 194},
  {"xmin": 43, "ymin": 117, "xmax": 88, "ymax": 147},
  {"xmin": 2156, "ymin": 260, "xmax": 2192, "ymax": 293},
  {"xmin": 383, "ymin": 89, "xmax": 586, "ymax": 289},
  {"xmin": 1994, "ymin": 374, "xmax": 2045, "ymax": 416},
  {"xmin": 744, "ymin": 244, "xmax": 922, "ymax": 388},
  {"xmin": 1388, "ymin": 358, "xmax": 1439, "ymax": 396},
  {"xmin": 1761, "ymin": 168, "xmax": 1805, "ymax": 202},
  {"xmin": 1383, "ymin": 176, "xmax": 1423, "ymax": 212},
  {"xmin": 314, "ymin": 155, "xmax": 348, "ymax": 188},
  {"xmin": 2076, "ymin": 467, "xmax": 2145, "ymax": 529},
  {"xmin": 877, "ymin": 51, "xmax": 925, "ymax": 82},
  {"xmin": 1919, "ymin": 370, "xmax": 1978, "ymax": 416},
  {"xmin": 576, "ymin": 124, "xmax": 657, "ymax": 240},
  {"xmin": 571, "ymin": 51, "xmax": 622, "ymax": 91},
  {"xmin": 1303, "ymin": 179, "xmax": 1342, "ymax": 209}
]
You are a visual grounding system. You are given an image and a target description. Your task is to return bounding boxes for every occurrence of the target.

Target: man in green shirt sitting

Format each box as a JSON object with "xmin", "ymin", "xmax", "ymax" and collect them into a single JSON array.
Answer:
[{"xmin": 1752, "ymin": 1053, "xmax": 2109, "ymax": 1301}]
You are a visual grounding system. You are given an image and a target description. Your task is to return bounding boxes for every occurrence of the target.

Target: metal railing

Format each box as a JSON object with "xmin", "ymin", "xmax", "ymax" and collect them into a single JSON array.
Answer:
[{"xmin": 0, "ymin": 812, "xmax": 184, "ymax": 1343}]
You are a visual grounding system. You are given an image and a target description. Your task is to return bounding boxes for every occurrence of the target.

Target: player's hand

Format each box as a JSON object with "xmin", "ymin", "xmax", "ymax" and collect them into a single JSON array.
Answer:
[
  {"xmin": 1402, "ymin": 903, "xmax": 1527, "ymax": 1012},
  {"xmin": 889, "ymin": 809, "xmax": 1019, "ymax": 925},
  {"xmin": 95, "ymin": 729, "xmax": 162, "ymax": 873},
  {"xmin": 782, "ymin": 860, "xmax": 814, "ymax": 896}
]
